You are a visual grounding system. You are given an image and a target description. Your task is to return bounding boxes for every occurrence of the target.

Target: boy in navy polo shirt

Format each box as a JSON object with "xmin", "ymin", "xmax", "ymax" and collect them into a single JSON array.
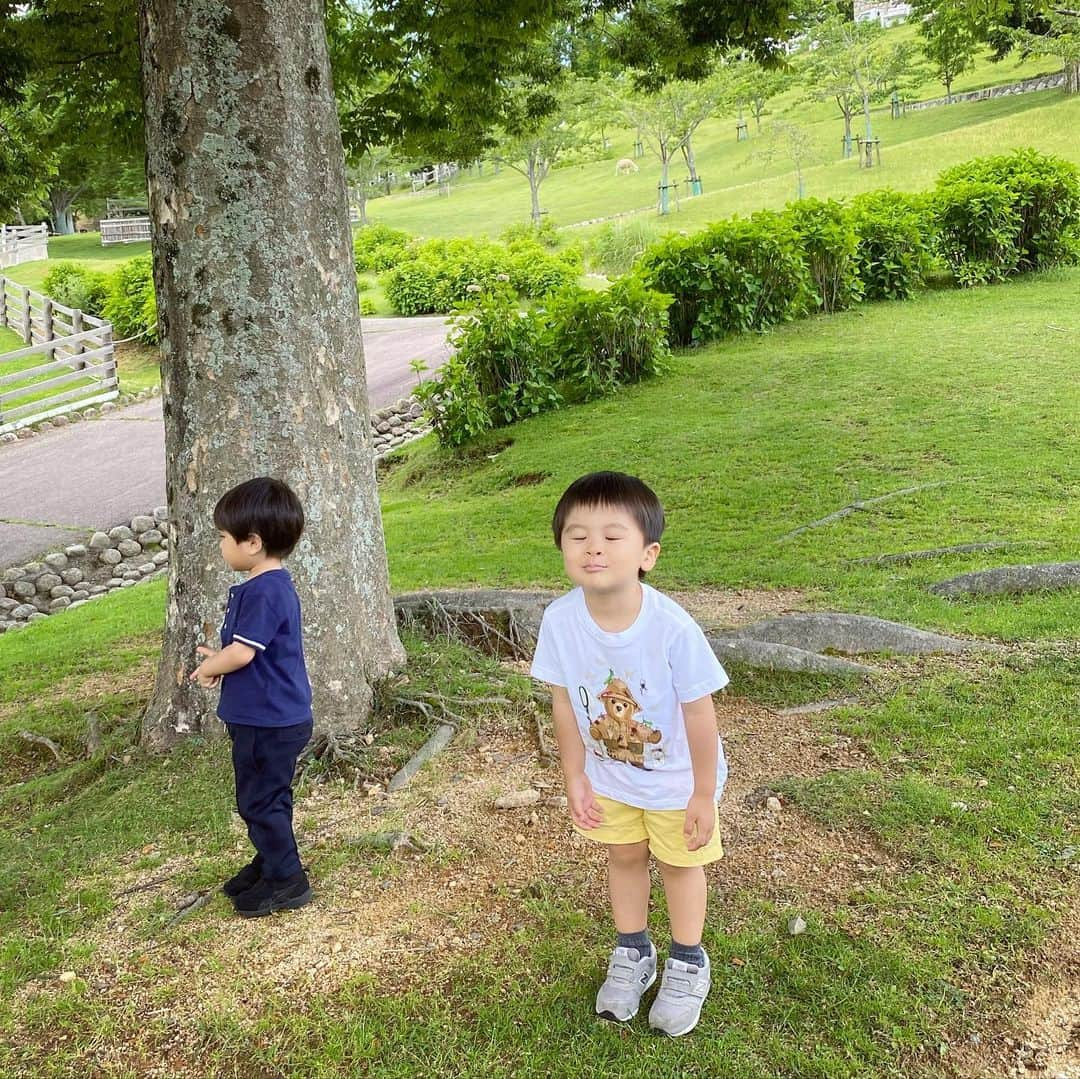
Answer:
[{"xmin": 189, "ymin": 477, "xmax": 314, "ymax": 917}]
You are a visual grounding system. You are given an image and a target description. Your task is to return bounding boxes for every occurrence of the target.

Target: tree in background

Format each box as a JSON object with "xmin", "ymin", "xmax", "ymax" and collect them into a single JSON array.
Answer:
[
  {"xmin": 731, "ymin": 55, "xmax": 790, "ymax": 132},
  {"xmin": 919, "ymin": 5, "xmax": 980, "ymax": 102},
  {"xmin": 619, "ymin": 70, "xmax": 729, "ymax": 206},
  {"xmin": 497, "ymin": 83, "xmax": 595, "ymax": 225},
  {"xmin": 346, "ymin": 145, "xmax": 397, "ymax": 225},
  {"xmin": 753, "ymin": 118, "xmax": 819, "ymax": 198},
  {"xmin": 799, "ymin": 16, "xmax": 916, "ymax": 155}
]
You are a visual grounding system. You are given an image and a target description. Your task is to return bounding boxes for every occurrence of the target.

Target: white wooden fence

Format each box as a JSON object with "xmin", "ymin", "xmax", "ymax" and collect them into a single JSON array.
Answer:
[
  {"xmin": 0, "ymin": 224, "xmax": 49, "ymax": 269},
  {"xmin": 100, "ymin": 217, "xmax": 152, "ymax": 246},
  {"xmin": 0, "ymin": 277, "xmax": 118, "ymax": 433}
]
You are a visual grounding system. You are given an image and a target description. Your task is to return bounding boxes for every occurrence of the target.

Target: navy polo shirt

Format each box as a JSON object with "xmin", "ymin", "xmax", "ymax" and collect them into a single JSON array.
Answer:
[{"xmin": 217, "ymin": 568, "xmax": 313, "ymax": 728}]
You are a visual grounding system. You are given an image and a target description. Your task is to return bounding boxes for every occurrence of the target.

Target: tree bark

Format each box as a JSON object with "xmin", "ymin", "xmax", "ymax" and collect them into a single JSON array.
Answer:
[
  {"xmin": 137, "ymin": 0, "xmax": 405, "ymax": 750},
  {"xmin": 48, "ymin": 190, "xmax": 75, "ymax": 235},
  {"xmin": 528, "ymin": 160, "xmax": 542, "ymax": 225}
]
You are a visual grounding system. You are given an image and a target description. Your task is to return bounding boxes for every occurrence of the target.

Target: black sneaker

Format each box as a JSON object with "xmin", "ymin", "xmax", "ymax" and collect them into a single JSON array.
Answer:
[
  {"xmin": 232, "ymin": 870, "xmax": 313, "ymax": 918},
  {"xmin": 221, "ymin": 856, "xmax": 263, "ymax": 898}
]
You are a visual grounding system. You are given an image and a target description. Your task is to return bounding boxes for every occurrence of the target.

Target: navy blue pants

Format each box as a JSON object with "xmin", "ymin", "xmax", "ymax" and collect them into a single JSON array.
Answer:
[{"xmin": 227, "ymin": 720, "xmax": 312, "ymax": 882}]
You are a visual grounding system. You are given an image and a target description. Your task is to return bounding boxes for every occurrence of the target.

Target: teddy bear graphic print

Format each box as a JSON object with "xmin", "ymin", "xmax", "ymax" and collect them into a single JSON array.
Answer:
[{"xmin": 584, "ymin": 674, "xmax": 664, "ymax": 770}]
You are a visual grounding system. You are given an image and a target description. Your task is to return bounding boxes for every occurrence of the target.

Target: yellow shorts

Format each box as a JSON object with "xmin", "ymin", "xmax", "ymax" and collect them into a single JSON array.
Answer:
[{"xmin": 573, "ymin": 794, "xmax": 724, "ymax": 867}]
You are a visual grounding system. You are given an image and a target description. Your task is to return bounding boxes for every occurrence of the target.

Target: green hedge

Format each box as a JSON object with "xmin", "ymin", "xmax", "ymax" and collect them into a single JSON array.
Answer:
[
  {"xmin": 353, "ymin": 224, "xmax": 411, "ymax": 274},
  {"xmin": 416, "ymin": 278, "xmax": 672, "ymax": 447},
  {"xmin": 382, "ymin": 236, "xmax": 581, "ymax": 316},
  {"xmin": 934, "ymin": 149, "xmax": 1080, "ymax": 285},
  {"xmin": 638, "ymin": 210, "xmax": 813, "ymax": 347},
  {"xmin": 41, "ymin": 257, "xmax": 157, "ymax": 342},
  {"xmin": 635, "ymin": 149, "xmax": 1079, "ymax": 343},
  {"xmin": 849, "ymin": 190, "xmax": 933, "ymax": 301}
]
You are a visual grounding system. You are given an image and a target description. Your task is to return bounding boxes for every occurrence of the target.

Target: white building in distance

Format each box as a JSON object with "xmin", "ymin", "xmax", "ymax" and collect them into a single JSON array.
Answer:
[{"xmin": 854, "ymin": 1, "xmax": 913, "ymax": 26}]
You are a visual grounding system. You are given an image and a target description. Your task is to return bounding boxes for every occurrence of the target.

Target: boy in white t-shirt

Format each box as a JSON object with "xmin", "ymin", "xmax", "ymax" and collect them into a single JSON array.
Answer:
[{"xmin": 531, "ymin": 471, "xmax": 729, "ymax": 1037}]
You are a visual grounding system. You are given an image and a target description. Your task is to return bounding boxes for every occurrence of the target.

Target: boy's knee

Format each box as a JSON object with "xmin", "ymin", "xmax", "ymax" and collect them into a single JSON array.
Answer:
[{"xmin": 607, "ymin": 839, "xmax": 650, "ymax": 865}]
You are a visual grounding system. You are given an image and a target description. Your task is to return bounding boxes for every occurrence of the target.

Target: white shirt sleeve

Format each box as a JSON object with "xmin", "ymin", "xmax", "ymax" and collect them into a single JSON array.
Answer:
[
  {"xmin": 529, "ymin": 610, "xmax": 566, "ymax": 686},
  {"xmin": 669, "ymin": 622, "xmax": 729, "ymax": 703}
]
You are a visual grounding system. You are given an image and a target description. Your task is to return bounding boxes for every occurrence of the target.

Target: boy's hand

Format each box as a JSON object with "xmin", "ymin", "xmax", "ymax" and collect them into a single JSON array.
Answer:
[
  {"xmin": 683, "ymin": 792, "xmax": 715, "ymax": 851},
  {"xmin": 566, "ymin": 772, "xmax": 604, "ymax": 830},
  {"xmin": 189, "ymin": 645, "xmax": 220, "ymax": 688}
]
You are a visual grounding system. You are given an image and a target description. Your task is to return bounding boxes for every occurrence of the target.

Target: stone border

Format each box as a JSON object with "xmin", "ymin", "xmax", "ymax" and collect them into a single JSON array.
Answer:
[
  {"xmin": 0, "ymin": 388, "xmax": 429, "ymax": 451},
  {"xmin": 0, "ymin": 509, "xmax": 172, "ymax": 632},
  {"xmin": 906, "ymin": 72, "xmax": 1066, "ymax": 112},
  {"xmin": 0, "ymin": 385, "xmax": 163, "ymax": 444},
  {"xmin": 0, "ymin": 402, "xmax": 430, "ymax": 633}
]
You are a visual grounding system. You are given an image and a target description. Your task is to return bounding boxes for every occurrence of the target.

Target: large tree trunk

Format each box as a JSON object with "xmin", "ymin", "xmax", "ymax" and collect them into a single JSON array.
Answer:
[
  {"xmin": 137, "ymin": 0, "xmax": 405, "ymax": 751},
  {"xmin": 48, "ymin": 189, "xmax": 75, "ymax": 234}
]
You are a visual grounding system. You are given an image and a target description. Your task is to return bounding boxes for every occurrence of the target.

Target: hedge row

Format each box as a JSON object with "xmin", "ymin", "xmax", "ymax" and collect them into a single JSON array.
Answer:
[
  {"xmin": 637, "ymin": 148, "xmax": 1080, "ymax": 347},
  {"xmin": 379, "ymin": 236, "xmax": 583, "ymax": 316},
  {"xmin": 42, "ymin": 256, "xmax": 158, "ymax": 343},
  {"xmin": 416, "ymin": 278, "xmax": 671, "ymax": 447}
]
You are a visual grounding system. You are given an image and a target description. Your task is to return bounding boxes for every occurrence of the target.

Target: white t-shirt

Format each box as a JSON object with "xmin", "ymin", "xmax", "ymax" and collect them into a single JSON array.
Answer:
[{"xmin": 530, "ymin": 584, "xmax": 729, "ymax": 811}]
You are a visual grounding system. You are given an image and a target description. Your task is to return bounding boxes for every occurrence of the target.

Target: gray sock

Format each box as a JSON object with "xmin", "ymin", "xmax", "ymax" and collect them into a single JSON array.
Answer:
[
  {"xmin": 670, "ymin": 939, "xmax": 706, "ymax": 966},
  {"xmin": 616, "ymin": 929, "xmax": 652, "ymax": 955}
]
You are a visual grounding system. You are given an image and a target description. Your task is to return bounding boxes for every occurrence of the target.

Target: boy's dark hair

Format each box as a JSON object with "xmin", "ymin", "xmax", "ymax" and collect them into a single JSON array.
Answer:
[
  {"xmin": 213, "ymin": 477, "xmax": 305, "ymax": 558},
  {"xmin": 552, "ymin": 472, "xmax": 665, "ymax": 577}
]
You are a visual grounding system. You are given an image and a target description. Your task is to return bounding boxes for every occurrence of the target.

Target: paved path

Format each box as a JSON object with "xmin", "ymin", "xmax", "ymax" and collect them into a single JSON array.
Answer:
[{"xmin": 0, "ymin": 317, "xmax": 450, "ymax": 568}]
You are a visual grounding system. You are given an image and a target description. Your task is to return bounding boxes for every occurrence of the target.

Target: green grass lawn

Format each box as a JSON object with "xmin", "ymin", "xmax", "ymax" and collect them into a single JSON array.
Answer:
[
  {"xmin": 380, "ymin": 267, "xmax": 1080, "ymax": 643},
  {"xmin": 1, "ymin": 268, "xmax": 1077, "ymax": 1076}
]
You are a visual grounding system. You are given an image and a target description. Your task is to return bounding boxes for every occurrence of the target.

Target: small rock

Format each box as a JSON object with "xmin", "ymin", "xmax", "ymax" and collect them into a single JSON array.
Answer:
[
  {"xmin": 44, "ymin": 552, "xmax": 69, "ymax": 570},
  {"xmin": 108, "ymin": 525, "xmax": 134, "ymax": 542},
  {"xmin": 88, "ymin": 531, "xmax": 111, "ymax": 550},
  {"xmin": 494, "ymin": 789, "xmax": 541, "ymax": 810},
  {"xmin": 131, "ymin": 514, "xmax": 156, "ymax": 533},
  {"xmin": 99, "ymin": 549, "xmax": 123, "ymax": 566},
  {"xmin": 153, "ymin": 506, "xmax": 169, "ymax": 522},
  {"xmin": 117, "ymin": 539, "xmax": 143, "ymax": 558},
  {"xmin": 35, "ymin": 574, "xmax": 62, "ymax": 594},
  {"xmin": 58, "ymin": 971, "xmax": 77, "ymax": 984},
  {"xmin": 64, "ymin": 544, "xmax": 88, "ymax": 558},
  {"xmin": 766, "ymin": 796, "xmax": 783, "ymax": 814},
  {"xmin": 138, "ymin": 529, "xmax": 163, "ymax": 546},
  {"xmin": 787, "ymin": 915, "xmax": 807, "ymax": 936}
]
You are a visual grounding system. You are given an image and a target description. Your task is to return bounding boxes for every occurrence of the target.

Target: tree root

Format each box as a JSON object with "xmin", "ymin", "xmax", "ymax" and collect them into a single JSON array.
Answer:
[
  {"xmin": 707, "ymin": 635, "xmax": 876, "ymax": 676},
  {"xmin": 394, "ymin": 589, "xmax": 553, "ymax": 658},
  {"xmin": 855, "ymin": 541, "xmax": 1046, "ymax": 566},
  {"xmin": 19, "ymin": 729, "xmax": 64, "ymax": 762},
  {"xmin": 727, "ymin": 612, "xmax": 1000, "ymax": 656},
  {"xmin": 387, "ymin": 723, "xmax": 456, "ymax": 793},
  {"xmin": 778, "ymin": 482, "xmax": 950, "ymax": 541},
  {"xmin": 930, "ymin": 562, "xmax": 1080, "ymax": 598}
]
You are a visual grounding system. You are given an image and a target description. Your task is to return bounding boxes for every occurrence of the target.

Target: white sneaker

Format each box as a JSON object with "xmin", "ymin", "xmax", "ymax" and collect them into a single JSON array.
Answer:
[
  {"xmin": 648, "ymin": 952, "xmax": 711, "ymax": 1036},
  {"xmin": 595, "ymin": 946, "xmax": 657, "ymax": 1022}
]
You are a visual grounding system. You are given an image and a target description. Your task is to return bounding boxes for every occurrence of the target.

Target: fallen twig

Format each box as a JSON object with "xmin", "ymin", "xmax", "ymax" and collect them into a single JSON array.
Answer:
[
  {"xmin": 779, "ymin": 482, "xmax": 950, "ymax": 541},
  {"xmin": 19, "ymin": 730, "xmax": 64, "ymax": 762},
  {"xmin": 533, "ymin": 706, "xmax": 556, "ymax": 765},
  {"xmin": 117, "ymin": 872, "xmax": 181, "ymax": 897}
]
